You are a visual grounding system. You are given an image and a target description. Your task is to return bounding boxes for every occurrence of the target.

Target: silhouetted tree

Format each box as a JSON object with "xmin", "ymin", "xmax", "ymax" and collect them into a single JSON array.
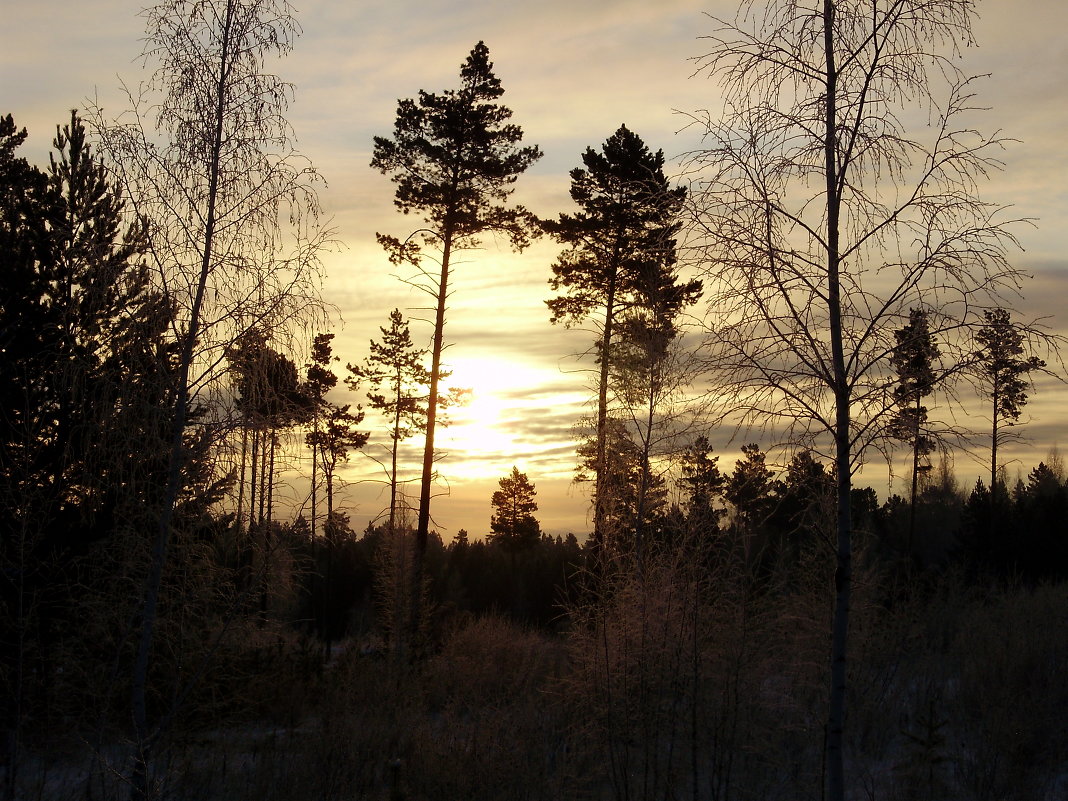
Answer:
[
  {"xmin": 909, "ymin": 455, "xmax": 965, "ymax": 568},
  {"xmin": 576, "ymin": 418, "xmax": 668, "ymax": 552},
  {"xmin": 959, "ymin": 478, "xmax": 1012, "ymax": 577},
  {"xmin": 1, "ymin": 111, "xmax": 170, "ymax": 541},
  {"xmin": 91, "ymin": 0, "xmax": 329, "ymax": 790},
  {"xmin": 975, "ymin": 308, "xmax": 1045, "ymax": 498},
  {"xmin": 1013, "ymin": 462, "xmax": 1068, "ymax": 580},
  {"xmin": 304, "ymin": 333, "xmax": 338, "ymax": 539},
  {"xmin": 372, "ymin": 41, "xmax": 541, "ymax": 636},
  {"xmin": 613, "ymin": 236, "xmax": 702, "ymax": 558},
  {"xmin": 305, "ymin": 397, "xmax": 366, "ymax": 652},
  {"xmin": 679, "ymin": 435, "xmax": 726, "ymax": 537},
  {"xmin": 687, "ymin": 4, "xmax": 1024, "ymax": 794},
  {"xmin": 311, "ymin": 401, "xmax": 368, "ymax": 524},
  {"xmin": 888, "ymin": 309, "xmax": 941, "ymax": 551},
  {"xmin": 348, "ymin": 309, "xmax": 435, "ymax": 537},
  {"xmin": 228, "ymin": 331, "xmax": 310, "ymax": 530},
  {"xmin": 724, "ymin": 444, "xmax": 779, "ymax": 563},
  {"xmin": 490, "ymin": 467, "xmax": 541, "ymax": 550},
  {"xmin": 227, "ymin": 331, "xmax": 311, "ymax": 622},
  {"xmin": 771, "ymin": 450, "xmax": 834, "ymax": 563},
  {"xmin": 546, "ymin": 125, "xmax": 686, "ymax": 548},
  {"xmin": 0, "ymin": 111, "xmax": 174, "ymax": 800}
]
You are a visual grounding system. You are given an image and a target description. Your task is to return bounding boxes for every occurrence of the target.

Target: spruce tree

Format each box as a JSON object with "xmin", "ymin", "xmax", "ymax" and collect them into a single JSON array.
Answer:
[
  {"xmin": 888, "ymin": 308, "xmax": 941, "ymax": 551},
  {"xmin": 0, "ymin": 112, "xmax": 173, "ymax": 791}
]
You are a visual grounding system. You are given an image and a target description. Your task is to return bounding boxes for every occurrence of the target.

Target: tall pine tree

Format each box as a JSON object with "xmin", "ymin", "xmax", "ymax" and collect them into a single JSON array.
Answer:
[
  {"xmin": 372, "ymin": 41, "xmax": 541, "ymax": 637},
  {"xmin": 975, "ymin": 308, "xmax": 1045, "ymax": 499},
  {"xmin": 546, "ymin": 125, "xmax": 687, "ymax": 549}
]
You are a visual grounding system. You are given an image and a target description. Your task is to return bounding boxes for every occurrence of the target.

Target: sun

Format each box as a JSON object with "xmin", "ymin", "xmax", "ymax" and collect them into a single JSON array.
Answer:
[{"xmin": 436, "ymin": 354, "xmax": 584, "ymax": 479}]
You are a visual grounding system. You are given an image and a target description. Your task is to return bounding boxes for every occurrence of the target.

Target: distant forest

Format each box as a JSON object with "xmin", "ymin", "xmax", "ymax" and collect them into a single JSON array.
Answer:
[{"xmin": 3, "ymin": 1, "xmax": 1067, "ymax": 801}]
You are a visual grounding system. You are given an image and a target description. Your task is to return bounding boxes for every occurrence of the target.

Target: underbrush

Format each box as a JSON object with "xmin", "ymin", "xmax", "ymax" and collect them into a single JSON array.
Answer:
[
  {"xmin": 8, "ymin": 579, "xmax": 1068, "ymax": 800},
  {"xmin": 9, "ymin": 616, "xmax": 585, "ymax": 801}
]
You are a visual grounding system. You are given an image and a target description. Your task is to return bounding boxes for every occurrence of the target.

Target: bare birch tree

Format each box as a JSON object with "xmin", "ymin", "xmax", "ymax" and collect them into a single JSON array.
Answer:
[
  {"xmin": 684, "ymin": 3, "xmax": 1025, "ymax": 798},
  {"xmin": 91, "ymin": 0, "xmax": 328, "ymax": 795}
]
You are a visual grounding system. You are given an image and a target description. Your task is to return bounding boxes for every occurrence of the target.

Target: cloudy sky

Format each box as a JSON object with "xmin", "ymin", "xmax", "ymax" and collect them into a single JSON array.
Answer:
[{"xmin": 4, "ymin": 0, "xmax": 1067, "ymax": 538}]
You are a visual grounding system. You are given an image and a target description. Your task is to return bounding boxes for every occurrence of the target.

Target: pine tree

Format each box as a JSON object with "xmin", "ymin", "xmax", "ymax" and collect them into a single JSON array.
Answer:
[
  {"xmin": 771, "ymin": 450, "xmax": 835, "ymax": 559},
  {"xmin": 349, "ymin": 309, "xmax": 432, "ymax": 537},
  {"xmin": 975, "ymin": 309, "xmax": 1045, "ymax": 498},
  {"xmin": 1, "ymin": 115, "xmax": 58, "ymax": 524},
  {"xmin": 312, "ymin": 401, "xmax": 367, "ymax": 525},
  {"xmin": 372, "ymin": 41, "xmax": 541, "ymax": 634},
  {"xmin": 304, "ymin": 333, "xmax": 339, "ymax": 539},
  {"xmin": 228, "ymin": 331, "xmax": 310, "ymax": 531},
  {"xmin": 227, "ymin": 331, "xmax": 314, "ymax": 622},
  {"xmin": 490, "ymin": 467, "xmax": 541, "ymax": 550},
  {"xmin": 546, "ymin": 125, "xmax": 687, "ymax": 548},
  {"xmin": 1, "ymin": 111, "xmax": 178, "ymax": 542},
  {"xmin": 575, "ymin": 418, "xmax": 668, "ymax": 550},
  {"xmin": 0, "ymin": 112, "xmax": 174, "ymax": 795},
  {"xmin": 1, "ymin": 112, "xmax": 169, "ymax": 534},
  {"xmin": 724, "ymin": 444, "xmax": 779, "ymax": 562},
  {"xmin": 613, "ymin": 248, "xmax": 701, "ymax": 554}
]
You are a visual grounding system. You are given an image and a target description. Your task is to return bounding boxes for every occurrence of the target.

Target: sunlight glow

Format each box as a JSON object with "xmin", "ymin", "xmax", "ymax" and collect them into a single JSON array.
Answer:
[{"xmin": 438, "ymin": 354, "xmax": 585, "ymax": 480}]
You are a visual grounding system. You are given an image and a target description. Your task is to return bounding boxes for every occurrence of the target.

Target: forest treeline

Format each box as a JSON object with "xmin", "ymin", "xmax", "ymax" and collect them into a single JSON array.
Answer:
[{"xmin": 3, "ymin": 0, "xmax": 1068, "ymax": 800}]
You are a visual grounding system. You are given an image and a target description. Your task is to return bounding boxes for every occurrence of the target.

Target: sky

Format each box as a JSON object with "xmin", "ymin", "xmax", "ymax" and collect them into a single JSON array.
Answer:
[{"xmin": 4, "ymin": 0, "xmax": 1068, "ymax": 539}]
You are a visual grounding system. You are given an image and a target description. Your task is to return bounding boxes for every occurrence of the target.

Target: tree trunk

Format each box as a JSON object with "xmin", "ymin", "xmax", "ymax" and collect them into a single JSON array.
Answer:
[
  {"xmin": 260, "ymin": 430, "xmax": 276, "ymax": 621},
  {"xmin": 595, "ymin": 251, "xmax": 619, "ymax": 550},
  {"xmin": 322, "ymin": 451, "xmax": 335, "ymax": 655},
  {"xmin": 267, "ymin": 430, "xmax": 276, "ymax": 526},
  {"xmin": 248, "ymin": 427, "xmax": 259, "ymax": 532},
  {"xmin": 236, "ymin": 420, "xmax": 248, "ymax": 532},
  {"xmin": 3, "ymin": 519, "xmax": 30, "ymax": 801},
  {"xmin": 908, "ymin": 394, "xmax": 922, "ymax": 558},
  {"xmin": 823, "ymin": 3, "xmax": 852, "ymax": 799},
  {"xmin": 310, "ymin": 415, "xmax": 318, "ymax": 539},
  {"xmin": 634, "ymin": 362, "xmax": 657, "ymax": 572},
  {"xmin": 389, "ymin": 369, "xmax": 402, "ymax": 536},
  {"xmin": 414, "ymin": 215, "xmax": 455, "ymax": 647},
  {"xmin": 991, "ymin": 378, "xmax": 1000, "ymax": 499}
]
